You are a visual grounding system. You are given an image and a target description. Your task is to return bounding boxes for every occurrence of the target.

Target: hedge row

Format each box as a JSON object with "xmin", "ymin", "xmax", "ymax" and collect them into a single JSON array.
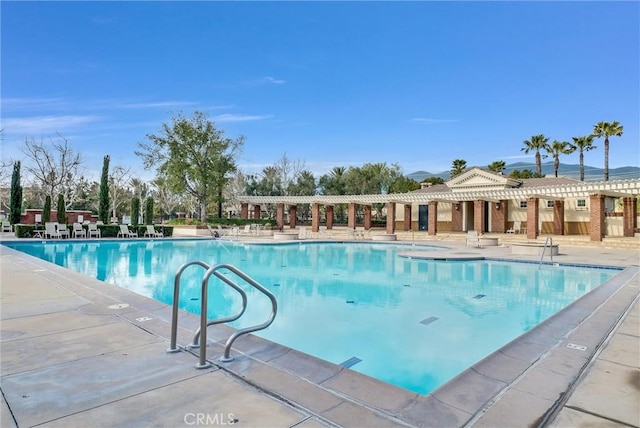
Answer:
[{"xmin": 13, "ymin": 224, "xmax": 174, "ymax": 239}]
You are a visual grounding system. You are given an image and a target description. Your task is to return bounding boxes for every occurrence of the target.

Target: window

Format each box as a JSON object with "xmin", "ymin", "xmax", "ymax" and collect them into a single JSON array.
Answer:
[
  {"xmin": 546, "ymin": 200, "xmax": 554, "ymax": 209},
  {"xmin": 576, "ymin": 199, "xmax": 587, "ymax": 210},
  {"xmin": 519, "ymin": 200, "xmax": 527, "ymax": 209}
]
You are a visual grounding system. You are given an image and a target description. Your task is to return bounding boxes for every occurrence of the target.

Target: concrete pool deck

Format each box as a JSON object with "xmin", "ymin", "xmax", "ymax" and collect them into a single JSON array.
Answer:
[{"xmin": 1, "ymin": 233, "xmax": 638, "ymax": 427}]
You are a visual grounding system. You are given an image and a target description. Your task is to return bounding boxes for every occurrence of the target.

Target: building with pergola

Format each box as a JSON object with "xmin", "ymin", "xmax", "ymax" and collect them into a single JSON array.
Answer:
[{"xmin": 237, "ymin": 168, "xmax": 640, "ymax": 242}]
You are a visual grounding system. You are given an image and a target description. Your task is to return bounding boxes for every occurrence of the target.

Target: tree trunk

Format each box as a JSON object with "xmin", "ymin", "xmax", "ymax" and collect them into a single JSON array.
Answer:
[
  {"xmin": 579, "ymin": 152, "xmax": 584, "ymax": 181},
  {"xmin": 535, "ymin": 152, "xmax": 542, "ymax": 176},
  {"xmin": 200, "ymin": 201, "xmax": 207, "ymax": 223},
  {"xmin": 604, "ymin": 139, "xmax": 609, "ymax": 181}
]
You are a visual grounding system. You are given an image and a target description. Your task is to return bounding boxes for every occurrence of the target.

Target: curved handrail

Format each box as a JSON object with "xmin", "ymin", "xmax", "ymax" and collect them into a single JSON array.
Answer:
[
  {"xmin": 167, "ymin": 260, "xmax": 210, "ymax": 353},
  {"xmin": 199, "ymin": 263, "xmax": 278, "ymax": 365},
  {"xmin": 190, "ymin": 270, "xmax": 248, "ymax": 348}
]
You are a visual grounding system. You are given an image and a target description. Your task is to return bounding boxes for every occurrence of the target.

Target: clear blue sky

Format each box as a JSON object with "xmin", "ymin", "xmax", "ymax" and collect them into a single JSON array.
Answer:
[{"xmin": 2, "ymin": 1, "xmax": 639, "ymax": 181}]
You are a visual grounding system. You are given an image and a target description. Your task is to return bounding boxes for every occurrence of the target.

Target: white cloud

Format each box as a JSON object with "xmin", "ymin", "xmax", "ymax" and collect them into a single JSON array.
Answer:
[
  {"xmin": 213, "ymin": 114, "xmax": 273, "ymax": 123},
  {"xmin": 1, "ymin": 115, "xmax": 101, "ymax": 134},
  {"xmin": 245, "ymin": 76, "xmax": 287, "ymax": 87}
]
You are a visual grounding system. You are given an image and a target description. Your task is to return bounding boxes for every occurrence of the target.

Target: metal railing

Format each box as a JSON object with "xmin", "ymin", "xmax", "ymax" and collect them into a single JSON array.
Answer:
[
  {"xmin": 539, "ymin": 236, "xmax": 554, "ymax": 267},
  {"xmin": 166, "ymin": 260, "xmax": 277, "ymax": 369}
]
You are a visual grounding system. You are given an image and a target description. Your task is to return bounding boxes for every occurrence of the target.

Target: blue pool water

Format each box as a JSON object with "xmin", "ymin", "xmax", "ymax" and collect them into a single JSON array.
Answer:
[{"xmin": 4, "ymin": 239, "xmax": 619, "ymax": 394}]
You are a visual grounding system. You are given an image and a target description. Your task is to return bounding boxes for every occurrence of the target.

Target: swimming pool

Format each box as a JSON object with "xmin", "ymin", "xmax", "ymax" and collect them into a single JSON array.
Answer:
[{"xmin": 4, "ymin": 239, "xmax": 619, "ymax": 394}]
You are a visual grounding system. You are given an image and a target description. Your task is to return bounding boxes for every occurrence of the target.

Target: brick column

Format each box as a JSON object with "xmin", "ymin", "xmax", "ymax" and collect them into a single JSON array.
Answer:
[
  {"xmin": 253, "ymin": 205, "xmax": 261, "ymax": 220},
  {"xmin": 364, "ymin": 205, "xmax": 372, "ymax": 230},
  {"xmin": 347, "ymin": 203, "xmax": 356, "ymax": 229},
  {"xmin": 553, "ymin": 200, "xmax": 565, "ymax": 235},
  {"xmin": 474, "ymin": 200, "xmax": 485, "ymax": 232},
  {"xmin": 312, "ymin": 203, "xmax": 320, "ymax": 233},
  {"xmin": 623, "ymin": 197, "xmax": 637, "ymax": 237},
  {"xmin": 386, "ymin": 202, "xmax": 396, "ymax": 234},
  {"xmin": 288, "ymin": 205, "xmax": 297, "ymax": 229},
  {"xmin": 276, "ymin": 204, "xmax": 285, "ymax": 230},
  {"xmin": 451, "ymin": 202, "xmax": 463, "ymax": 232},
  {"xmin": 240, "ymin": 203, "xmax": 249, "ymax": 219},
  {"xmin": 589, "ymin": 194, "xmax": 605, "ymax": 241},
  {"xmin": 428, "ymin": 201, "xmax": 438, "ymax": 236},
  {"xmin": 526, "ymin": 197, "xmax": 539, "ymax": 239},
  {"xmin": 404, "ymin": 204, "xmax": 412, "ymax": 231},
  {"xmin": 490, "ymin": 200, "xmax": 507, "ymax": 233},
  {"xmin": 326, "ymin": 205, "xmax": 334, "ymax": 229}
]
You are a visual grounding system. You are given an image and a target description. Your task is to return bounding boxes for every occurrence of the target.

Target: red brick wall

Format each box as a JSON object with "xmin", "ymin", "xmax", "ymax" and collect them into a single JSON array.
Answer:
[
  {"xmin": 386, "ymin": 202, "xmax": 396, "ymax": 234},
  {"xmin": 622, "ymin": 197, "xmax": 637, "ymax": 237},
  {"xmin": 21, "ymin": 209, "xmax": 94, "ymax": 225},
  {"xmin": 490, "ymin": 200, "xmax": 507, "ymax": 233},
  {"xmin": 474, "ymin": 200, "xmax": 485, "ymax": 232},
  {"xmin": 428, "ymin": 201, "xmax": 438, "ymax": 236},
  {"xmin": 589, "ymin": 194, "xmax": 605, "ymax": 241},
  {"xmin": 403, "ymin": 204, "xmax": 412, "ymax": 231},
  {"xmin": 526, "ymin": 197, "xmax": 539, "ymax": 239},
  {"xmin": 451, "ymin": 203, "xmax": 463, "ymax": 232},
  {"xmin": 553, "ymin": 201, "xmax": 565, "ymax": 235}
]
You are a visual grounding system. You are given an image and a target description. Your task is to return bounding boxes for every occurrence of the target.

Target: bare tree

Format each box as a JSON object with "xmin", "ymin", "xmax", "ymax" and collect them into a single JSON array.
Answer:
[
  {"xmin": 274, "ymin": 153, "xmax": 306, "ymax": 195},
  {"xmin": 108, "ymin": 165, "xmax": 132, "ymax": 220},
  {"xmin": 21, "ymin": 134, "xmax": 83, "ymax": 207}
]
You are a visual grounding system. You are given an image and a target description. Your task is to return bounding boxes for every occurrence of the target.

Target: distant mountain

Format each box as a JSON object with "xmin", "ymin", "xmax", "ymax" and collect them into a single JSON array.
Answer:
[{"xmin": 406, "ymin": 162, "xmax": 640, "ymax": 182}]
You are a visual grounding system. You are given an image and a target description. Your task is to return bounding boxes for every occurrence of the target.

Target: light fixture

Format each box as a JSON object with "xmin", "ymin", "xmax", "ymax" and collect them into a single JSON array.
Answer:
[
  {"xmin": 495, "ymin": 202, "xmax": 500, "ymax": 209},
  {"xmin": 455, "ymin": 203, "xmax": 460, "ymax": 211}
]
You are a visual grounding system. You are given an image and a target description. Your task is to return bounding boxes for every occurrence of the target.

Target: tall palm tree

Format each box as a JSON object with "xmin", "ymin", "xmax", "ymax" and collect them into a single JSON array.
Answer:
[
  {"xmin": 487, "ymin": 160, "xmax": 506, "ymax": 174},
  {"xmin": 450, "ymin": 159, "xmax": 467, "ymax": 178},
  {"xmin": 571, "ymin": 135, "xmax": 597, "ymax": 181},
  {"xmin": 592, "ymin": 121, "xmax": 623, "ymax": 181},
  {"xmin": 521, "ymin": 134, "xmax": 549, "ymax": 176},
  {"xmin": 546, "ymin": 140, "xmax": 576, "ymax": 177}
]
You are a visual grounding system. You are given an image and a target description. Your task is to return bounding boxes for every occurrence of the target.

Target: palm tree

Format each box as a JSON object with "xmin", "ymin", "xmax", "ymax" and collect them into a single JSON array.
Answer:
[
  {"xmin": 592, "ymin": 121, "xmax": 623, "ymax": 181},
  {"xmin": 487, "ymin": 160, "xmax": 506, "ymax": 174},
  {"xmin": 450, "ymin": 159, "xmax": 467, "ymax": 178},
  {"xmin": 521, "ymin": 134, "xmax": 549, "ymax": 176},
  {"xmin": 546, "ymin": 140, "xmax": 575, "ymax": 177},
  {"xmin": 571, "ymin": 135, "xmax": 597, "ymax": 181}
]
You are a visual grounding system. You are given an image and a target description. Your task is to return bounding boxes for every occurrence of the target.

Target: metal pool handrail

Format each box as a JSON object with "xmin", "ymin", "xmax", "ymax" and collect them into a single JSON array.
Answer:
[
  {"xmin": 201, "ymin": 263, "xmax": 278, "ymax": 365},
  {"xmin": 539, "ymin": 236, "xmax": 554, "ymax": 267},
  {"xmin": 166, "ymin": 260, "xmax": 277, "ymax": 370}
]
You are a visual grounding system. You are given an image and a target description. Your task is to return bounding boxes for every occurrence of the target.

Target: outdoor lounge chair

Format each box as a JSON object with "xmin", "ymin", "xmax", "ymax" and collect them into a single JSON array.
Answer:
[
  {"xmin": 118, "ymin": 224, "xmax": 138, "ymax": 238},
  {"xmin": 144, "ymin": 225, "xmax": 163, "ymax": 238},
  {"xmin": 506, "ymin": 221, "xmax": 521, "ymax": 234},
  {"xmin": 44, "ymin": 222, "xmax": 62, "ymax": 239},
  {"xmin": 88, "ymin": 223, "xmax": 101, "ymax": 238},
  {"xmin": 57, "ymin": 223, "xmax": 70, "ymax": 239},
  {"xmin": 2, "ymin": 220, "xmax": 11, "ymax": 233},
  {"xmin": 72, "ymin": 222, "xmax": 86, "ymax": 238},
  {"xmin": 466, "ymin": 230, "xmax": 482, "ymax": 248}
]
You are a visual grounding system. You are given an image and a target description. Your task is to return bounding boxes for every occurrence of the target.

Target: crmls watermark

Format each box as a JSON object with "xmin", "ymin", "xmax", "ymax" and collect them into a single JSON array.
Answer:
[{"xmin": 184, "ymin": 413, "xmax": 237, "ymax": 426}]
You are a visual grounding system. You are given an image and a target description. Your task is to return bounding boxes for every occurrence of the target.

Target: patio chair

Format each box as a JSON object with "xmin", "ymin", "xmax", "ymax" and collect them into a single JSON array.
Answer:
[
  {"xmin": 58, "ymin": 223, "xmax": 70, "ymax": 239},
  {"xmin": 466, "ymin": 230, "xmax": 481, "ymax": 248},
  {"xmin": 72, "ymin": 222, "xmax": 87, "ymax": 238},
  {"xmin": 2, "ymin": 220, "xmax": 11, "ymax": 232},
  {"xmin": 44, "ymin": 222, "xmax": 62, "ymax": 239},
  {"xmin": 506, "ymin": 221, "xmax": 521, "ymax": 234},
  {"xmin": 88, "ymin": 223, "xmax": 102, "ymax": 238},
  {"xmin": 238, "ymin": 224, "xmax": 252, "ymax": 236},
  {"xmin": 144, "ymin": 225, "xmax": 163, "ymax": 238},
  {"xmin": 118, "ymin": 224, "xmax": 138, "ymax": 238}
]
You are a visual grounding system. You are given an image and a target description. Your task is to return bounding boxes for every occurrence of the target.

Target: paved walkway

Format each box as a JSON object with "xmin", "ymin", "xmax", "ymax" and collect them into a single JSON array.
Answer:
[{"xmin": 1, "ymin": 233, "xmax": 638, "ymax": 427}]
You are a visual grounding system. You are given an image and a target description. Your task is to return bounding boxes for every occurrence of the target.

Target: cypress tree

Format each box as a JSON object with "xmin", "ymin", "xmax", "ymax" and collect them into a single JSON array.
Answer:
[
  {"xmin": 98, "ymin": 155, "xmax": 110, "ymax": 223},
  {"xmin": 56, "ymin": 194, "xmax": 66, "ymax": 224},
  {"xmin": 131, "ymin": 197, "xmax": 140, "ymax": 227},
  {"xmin": 144, "ymin": 197, "xmax": 154, "ymax": 225},
  {"xmin": 43, "ymin": 195, "xmax": 52, "ymax": 223},
  {"xmin": 9, "ymin": 161, "xmax": 22, "ymax": 225}
]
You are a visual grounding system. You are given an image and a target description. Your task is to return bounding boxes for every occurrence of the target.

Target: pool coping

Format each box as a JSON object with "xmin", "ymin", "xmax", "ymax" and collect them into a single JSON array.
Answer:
[{"xmin": 1, "ymin": 240, "xmax": 638, "ymax": 427}]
